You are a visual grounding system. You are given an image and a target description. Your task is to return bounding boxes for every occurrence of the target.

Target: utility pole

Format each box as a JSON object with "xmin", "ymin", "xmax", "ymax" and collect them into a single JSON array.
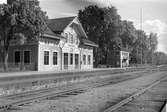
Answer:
[{"xmin": 140, "ymin": 8, "xmax": 143, "ymax": 65}]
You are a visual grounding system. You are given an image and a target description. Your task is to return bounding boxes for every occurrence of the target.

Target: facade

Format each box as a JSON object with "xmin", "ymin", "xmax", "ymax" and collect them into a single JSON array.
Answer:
[
  {"xmin": 0, "ymin": 17, "xmax": 98, "ymax": 71},
  {"xmin": 107, "ymin": 49, "xmax": 130, "ymax": 68}
]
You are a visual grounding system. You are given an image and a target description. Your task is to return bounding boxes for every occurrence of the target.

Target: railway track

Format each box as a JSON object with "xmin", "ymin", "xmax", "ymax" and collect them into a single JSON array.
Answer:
[
  {"xmin": 0, "ymin": 70, "xmax": 151, "ymax": 111},
  {"xmin": 103, "ymin": 75, "xmax": 167, "ymax": 112}
]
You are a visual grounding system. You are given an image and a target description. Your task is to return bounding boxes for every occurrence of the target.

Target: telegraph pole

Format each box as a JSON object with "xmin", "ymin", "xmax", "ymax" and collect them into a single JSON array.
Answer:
[{"xmin": 140, "ymin": 8, "xmax": 143, "ymax": 65}]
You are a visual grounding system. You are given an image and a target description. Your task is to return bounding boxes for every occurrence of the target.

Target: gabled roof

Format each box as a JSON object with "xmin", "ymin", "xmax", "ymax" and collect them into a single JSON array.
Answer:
[
  {"xmin": 47, "ymin": 16, "xmax": 98, "ymax": 47},
  {"xmin": 44, "ymin": 27, "xmax": 57, "ymax": 36},
  {"xmin": 48, "ymin": 16, "xmax": 76, "ymax": 34}
]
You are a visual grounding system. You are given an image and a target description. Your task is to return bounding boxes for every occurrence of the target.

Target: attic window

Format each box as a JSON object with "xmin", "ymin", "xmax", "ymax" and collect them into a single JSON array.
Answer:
[
  {"xmin": 64, "ymin": 33, "xmax": 68, "ymax": 42},
  {"xmin": 71, "ymin": 34, "xmax": 74, "ymax": 44},
  {"xmin": 76, "ymin": 38, "xmax": 79, "ymax": 44},
  {"xmin": 65, "ymin": 33, "xmax": 68, "ymax": 38}
]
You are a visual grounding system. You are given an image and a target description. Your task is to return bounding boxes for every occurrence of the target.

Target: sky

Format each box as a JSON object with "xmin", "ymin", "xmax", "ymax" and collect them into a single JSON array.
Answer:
[{"xmin": 0, "ymin": 0, "xmax": 167, "ymax": 53}]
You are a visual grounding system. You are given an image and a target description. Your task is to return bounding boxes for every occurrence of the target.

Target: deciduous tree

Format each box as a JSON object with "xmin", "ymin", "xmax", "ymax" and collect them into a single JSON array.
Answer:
[{"xmin": 0, "ymin": 0, "xmax": 48, "ymax": 70}]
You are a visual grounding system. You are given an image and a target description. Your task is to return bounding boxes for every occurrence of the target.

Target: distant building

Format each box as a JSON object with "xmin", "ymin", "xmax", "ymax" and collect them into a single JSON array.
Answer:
[
  {"xmin": 0, "ymin": 17, "xmax": 98, "ymax": 71},
  {"xmin": 107, "ymin": 48, "xmax": 130, "ymax": 68}
]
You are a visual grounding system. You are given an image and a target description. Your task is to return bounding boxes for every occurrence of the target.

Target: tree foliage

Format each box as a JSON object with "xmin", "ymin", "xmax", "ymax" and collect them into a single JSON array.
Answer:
[
  {"xmin": 153, "ymin": 52, "xmax": 167, "ymax": 65},
  {"xmin": 0, "ymin": 0, "xmax": 48, "ymax": 70},
  {"xmin": 78, "ymin": 5, "xmax": 161, "ymax": 66}
]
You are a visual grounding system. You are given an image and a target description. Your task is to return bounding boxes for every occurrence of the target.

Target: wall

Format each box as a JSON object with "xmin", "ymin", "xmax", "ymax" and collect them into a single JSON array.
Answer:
[
  {"xmin": 61, "ymin": 21, "xmax": 81, "ymax": 70},
  {"xmin": 0, "ymin": 44, "xmax": 38, "ymax": 71},
  {"xmin": 120, "ymin": 51, "xmax": 130, "ymax": 67},
  {"xmin": 80, "ymin": 47, "xmax": 93, "ymax": 69},
  {"xmin": 38, "ymin": 39, "xmax": 61, "ymax": 71}
]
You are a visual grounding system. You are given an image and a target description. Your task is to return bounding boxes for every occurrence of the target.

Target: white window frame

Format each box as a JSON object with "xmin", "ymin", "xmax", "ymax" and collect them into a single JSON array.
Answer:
[
  {"xmin": 44, "ymin": 51, "xmax": 49, "ymax": 65},
  {"xmin": 53, "ymin": 51, "xmax": 58, "ymax": 65}
]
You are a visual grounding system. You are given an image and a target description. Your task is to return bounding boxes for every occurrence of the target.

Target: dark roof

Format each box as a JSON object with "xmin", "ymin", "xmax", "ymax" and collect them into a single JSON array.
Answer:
[
  {"xmin": 48, "ymin": 16, "xmax": 76, "ymax": 34},
  {"xmin": 44, "ymin": 27, "xmax": 57, "ymax": 36},
  {"xmin": 81, "ymin": 39, "xmax": 98, "ymax": 47},
  {"xmin": 43, "ymin": 27, "xmax": 65, "ymax": 40}
]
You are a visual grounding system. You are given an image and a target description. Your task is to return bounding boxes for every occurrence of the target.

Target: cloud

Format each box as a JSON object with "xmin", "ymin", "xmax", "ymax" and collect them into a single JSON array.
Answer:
[
  {"xmin": 132, "ymin": 19, "xmax": 167, "ymax": 53},
  {"xmin": 0, "ymin": 0, "xmax": 6, "ymax": 4},
  {"xmin": 143, "ymin": 19, "xmax": 167, "ymax": 36},
  {"xmin": 82, "ymin": 0, "xmax": 167, "ymax": 6},
  {"xmin": 134, "ymin": 19, "xmax": 167, "ymax": 35},
  {"xmin": 144, "ymin": 20, "xmax": 167, "ymax": 53}
]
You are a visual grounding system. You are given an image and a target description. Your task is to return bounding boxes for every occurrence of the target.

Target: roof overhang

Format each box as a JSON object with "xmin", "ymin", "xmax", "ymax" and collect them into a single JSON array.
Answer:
[
  {"xmin": 83, "ymin": 42, "xmax": 98, "ymax": 47},
  {"xmin": 43, "ymin": 33, "xmax": 66, "ymax": 41},
  {"xmin": 81, "ymin": 39, "xmax": 98, "ymax": 47}
]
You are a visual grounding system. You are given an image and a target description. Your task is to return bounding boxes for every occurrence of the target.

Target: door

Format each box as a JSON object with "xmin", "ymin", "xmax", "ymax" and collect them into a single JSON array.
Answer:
[
  {"xmin": 64, "ymin": 53, "xmax": 68, "ymax": 69},
  {"xmin": 75, "ymin": 54, "xmax": 79, "ymax": 69}
]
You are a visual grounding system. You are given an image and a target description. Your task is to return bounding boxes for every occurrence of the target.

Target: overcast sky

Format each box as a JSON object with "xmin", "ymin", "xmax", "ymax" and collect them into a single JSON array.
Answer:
[{"xmin": 0, "ymin": 0, "xmax": 167, "ymax": 53}]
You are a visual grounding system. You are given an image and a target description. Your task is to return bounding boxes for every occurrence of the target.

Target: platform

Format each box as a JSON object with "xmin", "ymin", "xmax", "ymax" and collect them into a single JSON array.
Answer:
[{"xmin": 0, "ymin": 68, "xmax": 126, "ymax": 78}]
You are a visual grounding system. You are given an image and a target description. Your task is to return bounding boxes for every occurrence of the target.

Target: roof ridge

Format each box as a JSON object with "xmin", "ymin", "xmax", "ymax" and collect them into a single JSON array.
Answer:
[{"xmin": 49, "ymin": 16, "xmax": 76, "ymax": 20}]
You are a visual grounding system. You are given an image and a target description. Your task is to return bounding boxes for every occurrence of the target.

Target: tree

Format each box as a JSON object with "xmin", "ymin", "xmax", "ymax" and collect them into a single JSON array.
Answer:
[
  {"xmin": 78, "ymin": 5, "xmax": 123, "ymax": 65},
  {"xmin": 131, "ymin": 30, "xmax": 149, "ymax": 64},
  {"xmin": 147, "ymin": 33, "xmax": 158, "ymax": 64},
  {"xmin": 103, "ymin": 6, "xmax": 122, "ymax": 51},
  {"xmin": 0, "ymin": 0, "xmax": 48, "ymax": 70},
  {"xmin": 153, "ymin": 52, "xmax": 167, "ymax": 65},
  {"xmin": 78, "ymin": 5, "xmax": 106, "ymax": 66},
  {"xmin": 120, "ymin": 20, "xmax": 137, "ymax": 50},
  {"xmin": 78, "ymin": 4, "xmax": 162, "ymax": 66}
]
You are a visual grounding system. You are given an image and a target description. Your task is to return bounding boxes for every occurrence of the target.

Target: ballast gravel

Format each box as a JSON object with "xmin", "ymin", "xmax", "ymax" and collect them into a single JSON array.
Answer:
[{"xmin": 9, "ymin": 71, "xmax": 166, "ymax": 112}]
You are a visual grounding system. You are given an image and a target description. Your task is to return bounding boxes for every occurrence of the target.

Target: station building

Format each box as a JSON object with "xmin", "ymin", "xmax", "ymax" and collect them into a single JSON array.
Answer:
[{"xmin": 0, "ymin": 17, "xmax": 98, "ymax": 71}]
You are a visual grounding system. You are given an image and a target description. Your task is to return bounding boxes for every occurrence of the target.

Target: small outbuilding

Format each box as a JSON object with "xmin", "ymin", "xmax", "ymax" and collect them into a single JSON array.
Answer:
[{"xmin": 107, "ymin": 48, "xmax": 130, "ymax": 68}]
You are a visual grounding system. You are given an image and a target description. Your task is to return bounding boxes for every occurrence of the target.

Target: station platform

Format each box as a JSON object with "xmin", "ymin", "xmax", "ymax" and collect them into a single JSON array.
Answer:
[{"xmin": 0, "ymin": 67, "xmax": 125, "ymax": 78}]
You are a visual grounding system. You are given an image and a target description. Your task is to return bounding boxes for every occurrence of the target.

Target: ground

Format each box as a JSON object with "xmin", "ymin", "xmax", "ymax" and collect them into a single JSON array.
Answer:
[{"xmin": 7, "ymin": 71, "xmax": 167, "ymax": 112}]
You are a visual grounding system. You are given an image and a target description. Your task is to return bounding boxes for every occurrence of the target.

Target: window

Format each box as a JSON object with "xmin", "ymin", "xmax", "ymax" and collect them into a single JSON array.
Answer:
[
  {"xmin": 71, "ymin": 34, "xmax": 73, "ymax": 44},
  {"xmin": 75, "ymin": 54, "xmax": 79, "ymax": 65},
  {"xmin": 83, "ymin": 55, "xmax": 86, "ymax": 65},
  {"xmin": 44, "ymin": 51, "xmax": 49, "ymax": 65},
  {"xmin": 53, "ymin": 52, "xmax": 58, "ymax": 65},
  {"xmin": 65, "ymin": 33, "xmax": 68, "ymax": 42},
  {"xmin": 65, "ymin": 33, "xmax": 68, "ymax": 38},
  {"xmin": 70, "ymin": 53, "xmax": 73, "ymax": 65},
  {"xmin": 68, "ymin": 33, "xmax": 71, "ymax": 43},
  {"xmin": 24, "ymin": 51, "xmax": 31, "ymax": 64},
  {"xmin": 75, "ymin": 38, "xmax": 79, "ymax": 44},
  {"xmin": 88, "ymin": 55, "xmax": 91, "ymax": 65},
  {"xmin": 15, "ymin": 51, "xmax": 21, "ymax": 64},
  {"xmin": 64, "ymin": 53, "xmax": 68, "ymax": 65}
]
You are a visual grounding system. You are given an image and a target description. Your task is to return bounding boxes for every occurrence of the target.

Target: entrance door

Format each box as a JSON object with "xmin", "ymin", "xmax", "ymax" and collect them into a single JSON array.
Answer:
[
  {"xmin": 75, "ymin": 54, "xmax": 79, "ymax": 69},
  {"xmin": 64, "ymin": 53, "xmax": 68, "ymax": 69}
]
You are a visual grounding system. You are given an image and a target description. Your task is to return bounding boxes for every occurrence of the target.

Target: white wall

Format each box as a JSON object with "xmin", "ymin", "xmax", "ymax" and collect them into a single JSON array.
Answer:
[
  {"xmin": 38, "ymin": 41, "xmax": 61, "ymax": 71},
  {"xmin": 80, "ymin": 48, "xmax": 93, "ymax": 69}
]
